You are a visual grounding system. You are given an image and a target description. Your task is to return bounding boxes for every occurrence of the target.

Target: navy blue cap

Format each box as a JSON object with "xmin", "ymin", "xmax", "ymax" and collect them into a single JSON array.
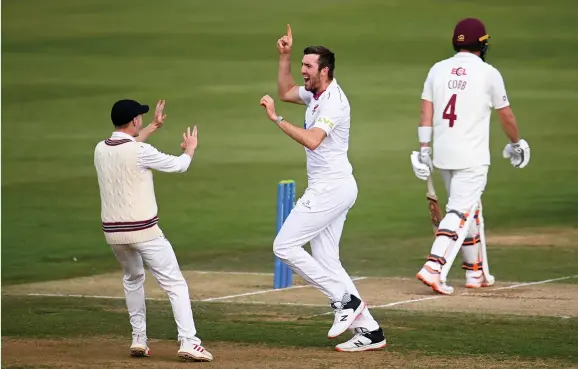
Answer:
[{"xmin": 111, "ymin": 99, "xmax": 150, "ymax": 126}]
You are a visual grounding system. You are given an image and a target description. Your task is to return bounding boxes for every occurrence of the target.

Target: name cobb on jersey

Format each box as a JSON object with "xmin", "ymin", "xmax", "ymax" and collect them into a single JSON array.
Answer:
[
  {"xmin": 448, "ymin": 67, "xmax": 468, "ymax": 91},
  {"xmin": 448, "ymin": 80, "xmax": 467, "ymax": 90}
]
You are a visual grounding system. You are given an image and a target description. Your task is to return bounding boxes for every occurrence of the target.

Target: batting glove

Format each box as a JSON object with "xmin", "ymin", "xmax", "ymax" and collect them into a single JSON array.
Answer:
[
  {"xmin": 503, "ymin": 139, "xmax": 530, "ymax": 168},
  {"xmin": 411, "ymin": 151, "xmax": 431, "ymax": 180},
  {"xmin": 418, "ymin": 147, "xmax": 433, "ymax": 171}
]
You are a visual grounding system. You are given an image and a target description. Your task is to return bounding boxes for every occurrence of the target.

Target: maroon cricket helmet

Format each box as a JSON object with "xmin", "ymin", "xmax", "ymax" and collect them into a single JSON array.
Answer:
[{"xmin": 452, "ymin": 18, "xmax": 491, "ymax": 60}]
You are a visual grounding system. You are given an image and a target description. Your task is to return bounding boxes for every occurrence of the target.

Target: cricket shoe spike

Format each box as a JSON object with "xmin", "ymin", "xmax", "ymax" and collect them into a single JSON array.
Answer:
[
  {"xmin": 335, "ymin": 327, "xmax": 387, "ymax": 352},
  {"xmin": 328, "ymin": 294, "xmax": 366, "ymax": 339},
  {"xmin": 177, "ymin": 338, "xmax": 213, "ymax": 362},
  {"xmin": 465, "ymin": 271, "xmax": 496, "ymax": 288},
  {"xmin": 416, "ymin": 265, "xmax": 454, "ymax": 295},
  {"xmin": 130, "ymin": 334, "xmax": 151, "ymax": 357}
]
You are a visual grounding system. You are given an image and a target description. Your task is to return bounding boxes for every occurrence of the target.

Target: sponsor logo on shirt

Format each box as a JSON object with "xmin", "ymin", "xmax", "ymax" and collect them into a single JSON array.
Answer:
[
  {"xmin": 317, "ymin": 117, "xmax": 334, "ymax": 129},
  {"xmin": 451, "ymin": 67, "xmax": 467, "ymax": 76}
]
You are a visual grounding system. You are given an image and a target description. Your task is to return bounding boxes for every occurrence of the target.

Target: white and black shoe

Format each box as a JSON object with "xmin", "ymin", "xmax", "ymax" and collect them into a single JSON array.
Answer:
[
  {"xmin": 335, "ymin": 327, "xmax": 387, "ymax": 352},
  {"xmin": 328, "ymin": 294, "xmax": 366, "ymax": 339}
]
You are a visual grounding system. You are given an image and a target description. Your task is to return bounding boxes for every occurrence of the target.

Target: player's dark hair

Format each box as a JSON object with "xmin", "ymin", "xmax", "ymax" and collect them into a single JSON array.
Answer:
[{"xmin": 303, "ymin": 46, "xmax": 335, "ymax": 79}]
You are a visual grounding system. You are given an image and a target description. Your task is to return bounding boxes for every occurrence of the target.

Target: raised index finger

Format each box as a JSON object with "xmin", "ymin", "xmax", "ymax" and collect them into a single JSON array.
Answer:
[{"xmin": 286, "ymin": 24, "xmax": 292, "ymax": 39}]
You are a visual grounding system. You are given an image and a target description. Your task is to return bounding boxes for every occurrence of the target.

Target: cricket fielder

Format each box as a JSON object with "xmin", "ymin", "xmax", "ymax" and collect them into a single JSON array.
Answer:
[
  {"xmin": 93, "ymin": 99, "xmax": 213, "ymax": 362},
  {"xmin": 259, "ymin": 24, "xmax": 386, "ymax": 352},
  {"xmin": 411, "ymin": 18, "xmax": 530, "ymax": 294}
]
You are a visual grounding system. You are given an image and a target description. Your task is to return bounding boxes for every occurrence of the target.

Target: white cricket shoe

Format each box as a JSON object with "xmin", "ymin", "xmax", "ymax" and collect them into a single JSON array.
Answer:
[
  {"xmin": 465, "ymin": 271, "xmax": 496, "ymax": 288},
  {"xmin": 177, "ymin": 338, "xmax": 213, "ymax": 362},
  {"xmin": 130, "ymin": 334, "xmax": 151, "ymax": 357},
  {"xmin": 416, "ymin": 265, "xmax": 454, "ymax": 295},
  {"xmin": 335, "ymin": 327, "xmax": 387, "ymax": 352},
  {"xmin": 328, "ymin": 294, "xmax": 366, "ymax": 339}
]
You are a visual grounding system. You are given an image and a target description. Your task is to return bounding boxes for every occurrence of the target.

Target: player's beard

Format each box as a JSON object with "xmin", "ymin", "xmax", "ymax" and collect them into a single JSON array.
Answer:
[{"xmin": 304, "ymin": 73, "xmax": 321, "ymax": 94}]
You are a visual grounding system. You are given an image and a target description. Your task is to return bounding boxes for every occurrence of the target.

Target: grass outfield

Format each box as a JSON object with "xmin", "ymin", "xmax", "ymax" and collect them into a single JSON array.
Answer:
[
  {"xmin": 2, "ymin": 0, "xmax": 578, "ymax": 368},
  {"xmin": 2, "ymin": 0, "xmax": 577, "ymax": 285},
  {"xmin": 2, "ymin": 296, "xmax": 577, "ymax": 368}
]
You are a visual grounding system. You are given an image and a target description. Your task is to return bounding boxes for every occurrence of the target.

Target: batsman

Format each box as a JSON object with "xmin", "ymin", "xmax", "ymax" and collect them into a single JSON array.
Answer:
[{"xmin": 410, "ymin": 18, "xmax": 531, "ymax": 294}]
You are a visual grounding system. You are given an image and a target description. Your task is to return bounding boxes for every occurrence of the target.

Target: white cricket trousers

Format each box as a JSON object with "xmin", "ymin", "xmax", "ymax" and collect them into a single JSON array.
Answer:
[
  {"xmin": 273, "ymin": 175, "xmax": 379, "ymax": 331},
  {"xmin": 427, "ymin": 165, "xmax": 489, "ymax": 272},
  {"xmin": 438, "ymin": 165, "xmax": 488, "ymax": 213},
  {"xmin": 110, "ymin": 235, "xmax": 200, "ymax": 343}
]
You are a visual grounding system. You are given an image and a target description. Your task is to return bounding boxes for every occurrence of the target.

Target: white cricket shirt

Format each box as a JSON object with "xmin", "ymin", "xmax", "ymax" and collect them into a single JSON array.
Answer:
[
  {"xmin": 299, "ymin": 79, "xmax": 353, "ymax": 184},
  {"xmin": 421, "ymin": 52, "xmax": 510, "ymax": 170}
]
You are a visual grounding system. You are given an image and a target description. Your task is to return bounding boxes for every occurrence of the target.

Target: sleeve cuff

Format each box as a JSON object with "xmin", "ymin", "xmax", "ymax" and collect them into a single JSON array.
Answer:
[
  {"xmin": 313, "ymin": 122, "xmax": 332, "ymax": 134},
  {"xmin": 313, "ymin": 117, "xmax": 335, "ymax": 134},
  {"xmin": 179, "ymin": 153, "xmax": 193, "ymax": 171},
  {"xmin": 493, "ymin": 101, "xmax": 510, "ymax": 110}
]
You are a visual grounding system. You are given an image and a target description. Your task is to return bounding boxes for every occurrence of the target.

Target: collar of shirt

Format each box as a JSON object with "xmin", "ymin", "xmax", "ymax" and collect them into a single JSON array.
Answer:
[
  {"xmin": 313, "ymin": 78, "xmax": 338, "ymax": 100},
  {"xmin": 110, "ymin": 131, "xmax": 136, "ymax": 141},
  {"xmin": 454, "ymin": 52, "xmax": 481, "ymax": 60}
]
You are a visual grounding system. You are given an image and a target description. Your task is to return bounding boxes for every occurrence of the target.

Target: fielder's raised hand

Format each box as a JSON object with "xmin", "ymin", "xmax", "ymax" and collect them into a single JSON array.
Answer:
[
  {"xmin": 180, "ymin": 126, "xmax": 198, "ymax": 157},
  {"xmin": 503, "ymin": 139, "xmax": 530, "ymax": 168},
  {"xmin": 277, "ymin": 24, "xmax": 293, "ymax": 55},
  {"xmin": 152, "ymin": 99, "xmax": 167, "ymax": 129},
  {"xmin": 135, "ymin": 99, "xmax": 167, "ymax": 142}
]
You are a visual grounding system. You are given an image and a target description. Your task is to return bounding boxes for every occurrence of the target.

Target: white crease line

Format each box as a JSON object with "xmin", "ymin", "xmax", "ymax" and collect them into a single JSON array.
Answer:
[
  {"xmin": 485, "ymin": 274, "xmax": 578, "ymax": 291},
  {"xmin": 201, "ymin": 285, "xmax": 313, "ymax": 301},
  {"xmin": 22, "ymin": 277, "xmax": 369, "ymax": 305},
  {"xmin": 309, "ymin": 295, "xmax": 445, "ymax": 318},
  {"xmin": 371, "ymin": 295, "xmax": 443, "ymax": 308},
  {"xmin": 27, "ymin": 293, "xmax": 164, "ymax": 301},
  {"xmin": 19, "ymin": 274, "xmax": 577, "ymax": 312},
  {"xmin": 23, "ymin": 292, "xmax": 327, "ymax": 307},
  {"xmin": 372, "ymin": 274, "xmax": 578, "ymax": 308},
  {"xmin": 308, "ymin": 274, "xmax": 578, "ymax": 317},
  {"xmin": 201, "ymin": 277, "xmax": 368, "ymax": 302}
]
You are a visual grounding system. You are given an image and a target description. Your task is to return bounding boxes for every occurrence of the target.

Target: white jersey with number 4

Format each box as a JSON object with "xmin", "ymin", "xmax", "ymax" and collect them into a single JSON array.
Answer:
[
  {"xmin": 421, "ymin": 52, "xmax": 510, "ymax": 170},
  {"xmin": 299, "ymin": 79, "xmax": 353, "ymax": 185}
]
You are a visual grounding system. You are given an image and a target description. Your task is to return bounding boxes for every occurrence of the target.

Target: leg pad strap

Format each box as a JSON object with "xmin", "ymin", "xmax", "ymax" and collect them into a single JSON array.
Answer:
[
  {"xmin": 462, "ymin": 261, "xmax": 483, "ymax": 271},
  {"xmin": 435, "ymin": 228, "xmax": 458, "ymax": 241},
  {"xmin": 427, "ymin": 254, "xmax": 447, "ymax": 266}
]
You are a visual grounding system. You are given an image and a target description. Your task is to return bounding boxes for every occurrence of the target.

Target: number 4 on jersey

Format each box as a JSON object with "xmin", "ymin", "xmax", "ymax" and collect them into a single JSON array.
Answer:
[{"xmin": 443, "ymin": 94, "xmax": 457, "ymax": 127}]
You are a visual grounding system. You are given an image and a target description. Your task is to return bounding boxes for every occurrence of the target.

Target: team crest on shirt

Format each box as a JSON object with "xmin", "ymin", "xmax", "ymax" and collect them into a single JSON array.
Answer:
[{"xmin": 312, "ymin": 104, "xmax": 319, "ymax": 114}]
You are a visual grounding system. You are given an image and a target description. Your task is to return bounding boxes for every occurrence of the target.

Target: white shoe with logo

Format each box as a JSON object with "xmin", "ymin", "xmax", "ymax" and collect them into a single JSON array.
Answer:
[
  {"xmin": 177, "ymin": 338, "xmax": 213, "ymax": 362},
  {"xmin": 328, "ymin": 294, "xmax": 366, "ymax": 339},
  {"xmin": 335, "ymin": 327, "xmax": 387, "ymax": 352}
]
